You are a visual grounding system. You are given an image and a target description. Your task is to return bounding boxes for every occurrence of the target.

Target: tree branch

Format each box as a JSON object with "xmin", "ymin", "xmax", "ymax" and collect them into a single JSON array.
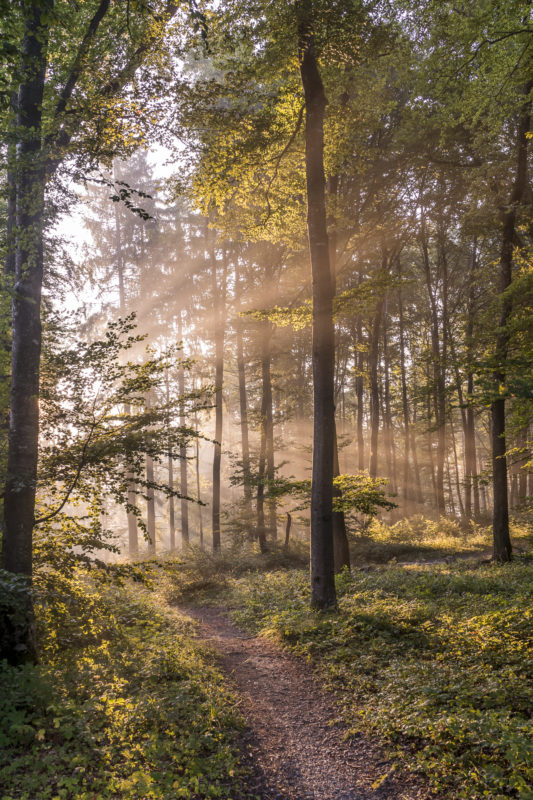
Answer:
[
  {"xmin": 46, "ymin": 0, "xmax": 180, "ymax": 175},
  {"xmin": 34, "ymin": 419, "xmax": 98, "ymax": 526},
  {"xmin": 54, "ymin": 0, "xmax": 111, "ymax": 121}
]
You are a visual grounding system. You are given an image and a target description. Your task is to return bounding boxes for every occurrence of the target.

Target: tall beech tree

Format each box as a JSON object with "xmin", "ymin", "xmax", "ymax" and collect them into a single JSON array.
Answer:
[
  {"xmin": 1, "ymin": 0, "xmax": 180, "ymax": 661},
  {"xmin": 297, "ymin": 0, "xmax": 336, "ymax": 609}
]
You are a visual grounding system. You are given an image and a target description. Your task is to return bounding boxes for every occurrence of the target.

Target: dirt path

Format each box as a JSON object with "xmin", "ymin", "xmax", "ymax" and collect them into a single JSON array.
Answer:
[{"xmin": 184, "ymin": 606, "xmax": 429, "ymax": 800}]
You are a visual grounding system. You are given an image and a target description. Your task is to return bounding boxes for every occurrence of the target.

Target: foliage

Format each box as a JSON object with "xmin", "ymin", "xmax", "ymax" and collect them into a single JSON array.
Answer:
[
  {"xmin": 35, "ymin": 313, "xmax": 208, "ymax": 562},
  {"xmin": 262, "ymin": 472, "xmax": 396, "ymax": 517},
  {"xmin": 161, "ymin": 542, "xmax": 310, "ymax": 604},
  {"xmin": 225, "ymin": 554, "xmax": 533, "ymax": 800},
  {"xmin": 0, "ymin": 570, "xmax": 244, "ymax": 800}
]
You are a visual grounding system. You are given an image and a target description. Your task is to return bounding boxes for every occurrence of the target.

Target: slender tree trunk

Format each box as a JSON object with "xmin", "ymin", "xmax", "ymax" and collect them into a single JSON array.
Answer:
[
  {"xmin": 114, "ymin": 190, "xmax": 139, "ymax": 556},
  {"xmin": 446, "ymin": 452, "xmax": 455, "ymax": 516},
  {"xmin": 518, "ymin": 427, "xmax": 528, "ymax": 501},
  {"xmin": 284, "ymin": 512, "xmax": 292, "ymax": 548},
  {"xmin": 383, "ymin": 297, "xmax": 397, "ymax": 492},
  {"xmin": 145, "ymin": 392, "xmax": 156, "ymax": 556},
  {"xmin": 420, "ymin": 221, "xmax": 445, "ymax": 513},
  {"xmin": 355, "ymin": 316, "xmax": 365, "ymax": 471},
  {"xmin": 177, "ymin": 311, "xmax": 189, "ymax": 547},
  {"xmin": 236, "ymin": 295, "xmax": 253, "ymax": 531},
  {"xmin": 369, "ymin": 295, "xmax": 384, "ymax": 478},
  {"xmin": 491, "ymin": 86, "xmax": 531, "ymax": 561},
  {"xmin": 165, "ymin": 374, "xmax": 175, "ymax": 551},
  {"xmin": 450, "ymin": 414, "xmax": 465, "ymax": 518},
  {"xmin": 262, "ymin": 316, "xmax": 277, "ymax": 540},
  {"xmin": 425, "ymin": 359, "xmax": 438, "ymax": 510},
  {"xmin": 194, "ymin": 401, "xmax": 203, "ymax": 547},
  {"xmin": 211, "ymin": 238, "xmax": 226, "ymax": 551},
  {"xmin": 328, "ymin": 174, "xmax": 350, "ymax": 571},
  {"xmin": 168, "ymin": 451, "xmax": 175, "ymax": 550},
  {"xmin": 463, "ymin": 238, "xmax": 479, "ymax": 520},
  {"xmin": 256, "ymin": 357, "xmax": 268, "ymax": 553},
  {"xmin": 332, "ymin": 428, "xmax": 350, "ymax": 571},
  {"xmin": 398, "ymin": 262, "xmax": 411, "ymax": 507},
  {"xmin": 298, "ymin": 2, "xmax": 336, "ymax": 609}
]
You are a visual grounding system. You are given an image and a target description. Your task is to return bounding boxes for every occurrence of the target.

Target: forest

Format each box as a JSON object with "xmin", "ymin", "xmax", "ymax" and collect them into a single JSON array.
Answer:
[{"xmin": 0, "ymin": 1, "xmax": 532, "ymax": 799}]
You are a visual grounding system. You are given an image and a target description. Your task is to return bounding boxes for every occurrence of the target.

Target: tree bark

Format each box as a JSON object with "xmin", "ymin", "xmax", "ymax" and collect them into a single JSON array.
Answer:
[
  {"xmin": 177, "ymin": 311, "xmax": 189, "ymax": 547},
  {"xmin": 464, "ymin": 238, "xmax": 480, "ymax": 519},
  {"xmin": 145, "ymin": 393, "xmax": 156, "ymax": 556},
  {"xmin": 491, "ymin": 86, "xmax": 531, "ymax": 561},
  {"xmin": 420, "ymin": 219, "xmax": 446, "ymax": 514},
  {"xmin": 164, "ymin": 374, "xmax": 175, "ymax": 551},
  {"xmin": 114, "ymin": 189, "xmax": 139, "ymax": 556},
  {"xmin": 211, "ymin": 238, "xmax": 225, "ymax": 551},
  {"xmin": 328, "ymin": 174, "xmax": 350, "ymax": 571},
  {"xmin": 397, "ymin": 259, "xmax": 412, "ymax": 508},
  {"xmin": 298, "ymin": 1, "xmax": 336, "ymax": 609},
  {"xmin": 235, "ymin": 276, "xmax": 253, "ymax": 533},
  {"xmin": 355, "ymin": 315, "xmax": 365, "ymax": 471},
  {"xmin": 2, "ymin": 1, "xmax": 51, "ymax": 591},
  {"xmin": 368, "ymin": 295, "xmax": 384, "ymax": 478},
  {"xmin": 194, "ymin": 399, "xmax": 204, "ymax": 547}
]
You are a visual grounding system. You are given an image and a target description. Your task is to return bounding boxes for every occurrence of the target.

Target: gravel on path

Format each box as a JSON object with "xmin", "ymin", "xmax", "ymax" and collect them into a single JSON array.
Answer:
[{"xmin": 184, "ymin": 605, "xmax": 430, "ymax": 800}]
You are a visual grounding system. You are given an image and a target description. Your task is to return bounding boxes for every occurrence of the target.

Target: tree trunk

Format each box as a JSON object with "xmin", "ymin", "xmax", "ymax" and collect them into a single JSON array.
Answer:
[
  {"xmin": 450, "ymin": 414, "xmax": 465, "ymax": 518},
  {"xmin": 420, "ymin": 220, "xmax": 446, "ymax": 514},
  {"xmin": 382, "ymin": 296, "xmax": 397, "ymax": 492},
  {"xmin": 236, "ymin": 296, "xmax": 253, "ymax": 533},
  {"xmin": 491, "ymin": 86, "xmax": 531, "ymax": 561},
  {"xmin": 194, "ymin": 401, "xmax": 203, "ymax": 547},
  {"xmin": 333, "ymin": 427, "xmax": 350, "ymax": 572},
  {"xmin": 177, "ymin": 311, "xmax": 189, "ymax": 547},
  {"xmin": 145, "ymin": 393, "xmax": 156, "ymax": 556},
  {"xmin": 464, "ymin": 238, "xmax": 480, "ymax": 520},
  {"xmin": 368, "ymin": 296, "xmax": 384, "ymax": 478},
  {"xmin": 262, "ymin": 318, "xmax": 277, "ymax": 540},
  {"xmin": 327, "ymin": 173, "xmax": 350, "ymax": 572},
  {"xmin": 256, "ymin": 356, "xmax": 268, "ymax": 553},
  {"xmin": 211, "ymin": 238, "xmax": 225, "ymax": 551},
  {"xmin": 397, "ymin": 260, "xmax": 411, "ymax": 508},
  {"xmin": 168, "ymin": 451, "xmax": 175, "ymax": 551},
  {"xmin": 2, "ymin": 3, "xmax": 52, "ymax": 664},
  {"xmin": 355, "ymin": 315, "xmax": 365, "ymax": 471},
  {"xmin": 284, "ymin": 512, "xmax": 292, "ymax": 549},
  {"xmin": 298, "ymin": 2, "xmax": 336, "ymax": 609},
  {"xmin": 114, "ymin": 187, "xmax": 139, "ymax": 556},
  {"xmin": 165, "ymin": 374, "xmax": 175, "ymax": 551}
]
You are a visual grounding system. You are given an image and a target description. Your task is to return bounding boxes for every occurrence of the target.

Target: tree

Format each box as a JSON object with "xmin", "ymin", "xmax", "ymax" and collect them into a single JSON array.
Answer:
[
  {"xmin": 1, "ymin": 0, "xmax": 180, "ymax": 661},
  {"xmin": 297, "ymin": 0, "xmax": 336, "ymax": 609}
]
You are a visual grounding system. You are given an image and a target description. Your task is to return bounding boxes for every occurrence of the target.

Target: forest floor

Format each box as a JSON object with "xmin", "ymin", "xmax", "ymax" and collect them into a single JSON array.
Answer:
[
  {"xmin": 164, "ymin": 515, "xmax": 533, "ymax": 800},
  {"xmin": 183, "ymin": 603, "xmax": 429, "ymax": 800}
]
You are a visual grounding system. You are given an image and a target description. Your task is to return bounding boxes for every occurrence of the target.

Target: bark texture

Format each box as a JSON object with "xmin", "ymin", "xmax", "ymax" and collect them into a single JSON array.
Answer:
[
  {"xmin": 491, "ymin": 86, "xmax": 531, "ymax": 562},
  {"xmin": 298, "ymin": 1, "xmax": 336, "ymax": 609}
]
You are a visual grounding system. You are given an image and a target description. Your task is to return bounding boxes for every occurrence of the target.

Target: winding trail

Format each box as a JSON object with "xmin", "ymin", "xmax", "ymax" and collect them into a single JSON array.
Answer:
[{"xmin": 184, "ymin": 606, "xmax": 429, "ymax": 800}]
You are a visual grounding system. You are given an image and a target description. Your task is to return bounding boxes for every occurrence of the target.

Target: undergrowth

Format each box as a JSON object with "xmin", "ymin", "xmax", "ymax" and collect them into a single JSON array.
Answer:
[
  {"xmin": 0, "ymin": 571, "xmax": 243, "ymax": 800},
  {"xmin": 220, "ymin": 557, "xmax": 533, "ymax": 800},
  {"xmin": 161, "ymin": 514, "xmax": 533, "ymax": 799}
]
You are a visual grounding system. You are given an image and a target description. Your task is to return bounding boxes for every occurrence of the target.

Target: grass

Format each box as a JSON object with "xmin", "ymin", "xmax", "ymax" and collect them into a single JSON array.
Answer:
[
  {"xmin": 163, "ymin": 514, "xmax": 533, "ymax": 800},
  {"xmin": 0, "ymin": 571, "xmax": 244, "ymax": 800}
]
